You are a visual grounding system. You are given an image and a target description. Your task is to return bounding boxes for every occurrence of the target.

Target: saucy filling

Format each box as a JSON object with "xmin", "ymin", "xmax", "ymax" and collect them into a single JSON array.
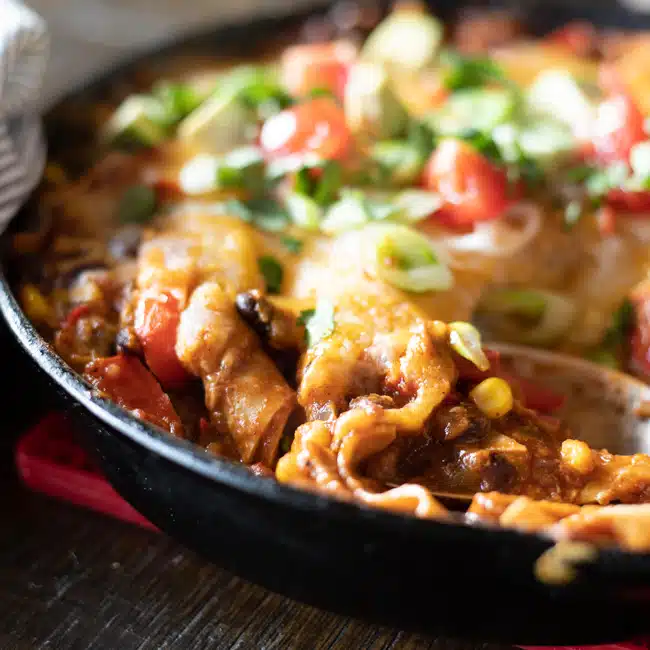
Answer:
[{"xmin": 14, "ymin": 1, "xmax": 650, "ymax": 553}]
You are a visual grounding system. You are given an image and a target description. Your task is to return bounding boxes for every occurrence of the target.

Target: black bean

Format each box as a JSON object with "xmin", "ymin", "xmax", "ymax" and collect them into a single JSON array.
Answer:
[
  {"xmin": 235, "ymin": 290, "xmax": 273, "ymax": 341},
  {"xmin": 115, "ymin": 327, "xmax": 143, "ymax": 357},
  {"xmin": 480, "ymin": 453, "xmax": 518, "ymax": 492}
]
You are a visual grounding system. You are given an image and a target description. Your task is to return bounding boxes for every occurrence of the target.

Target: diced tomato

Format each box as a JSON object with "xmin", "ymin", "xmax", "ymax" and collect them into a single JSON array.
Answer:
[
  {"xmin": 260, "ymin": 97, "xmax": 351, "ymax": 161},
  {"xmin": 546, "ymin": 21, "xmax": 597, "ymax": 57},
  {"xmin": 63, "ymin": 304, "xmax": 91, "ymax": 328},
  {"xmin": 499, "ymin": 371, "xmax": 566, "ymax": 413},
  {"xmin": 596, "ymin": 203, "xmax": 617, "ymax": 236},
  {"xmin": 423, "ymin": 139, "xmax": 511, "ymax": 226},
  {"xmin": 606, "ymin": 189, "xmax": 650, "ymax": 214},
  {"xmin": 591, "ymin": 91, "xmax": 646, "ymax": 164},
  {"xmin": 153, "ymin": 177, "xmax": 184, "ymax": 202},
  {"xmin": 84, "ymin": 354, "xmax": 183, "ymax": 435},
  {"xmin": 134, "ymin": 292, "xmax": 191, "ymax": 389},
  {"xmin": 280, "ymin": 41, "xmax": 356, "ymax": 100}
]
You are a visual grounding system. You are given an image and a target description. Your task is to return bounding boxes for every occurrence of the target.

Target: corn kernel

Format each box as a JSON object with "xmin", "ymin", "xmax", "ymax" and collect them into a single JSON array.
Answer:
[
  {"xmin": 470, "ymin": 377, "xmax": 514, "ymax": 419},
  {"xmin": 20, "ymin": 284, "xmax": 52, "ymax": 325},
  {"xmin": 560, "ymin": 439, "xmax": 595, "ymax": 475},
  {"xmin": 275, "ymin": 453, "xmax": 299, "ymax": 483}
]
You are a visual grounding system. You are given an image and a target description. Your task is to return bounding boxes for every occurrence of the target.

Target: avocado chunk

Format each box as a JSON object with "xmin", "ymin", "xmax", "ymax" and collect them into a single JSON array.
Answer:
[
  {"xmin": 344, "ymin": 62, "xmax": 409, "ymax": 139},
  {"xmin": 102, "ymin": 95, "xmax": 168, "ymax": 147},
  {"xmin": 177, "ymin": 91, "xmax": 255, "ymax": 152},
  {"xmin": 362, "ymin": 6, "xmax": 443, "ymax": 71}
]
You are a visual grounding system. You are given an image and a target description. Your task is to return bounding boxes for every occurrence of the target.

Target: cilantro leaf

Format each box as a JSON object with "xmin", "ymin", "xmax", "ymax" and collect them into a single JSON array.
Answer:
[
  {"xmin": 440, "ymin": 50, "xmax": 511, "ymax": 92},
  {"xmin": 298, "ymin": 300, "xmax": 335, "ymax": 347},
  {"xmin": 258, "ymin": 255, "xmax": 284, "ymax": 294},
  {"xmin": 225, "ymin": 198, "xmax": 290, "ymax": 232},
  {"xmin": 281, "ymin": 235, "xmax": 304, "ymax": 254}
]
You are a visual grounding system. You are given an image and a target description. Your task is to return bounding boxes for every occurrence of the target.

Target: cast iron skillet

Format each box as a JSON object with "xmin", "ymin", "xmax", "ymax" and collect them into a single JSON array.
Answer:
[{"xmin": 4, "ymin": 1, "xmax": 650, "ymax": 644}]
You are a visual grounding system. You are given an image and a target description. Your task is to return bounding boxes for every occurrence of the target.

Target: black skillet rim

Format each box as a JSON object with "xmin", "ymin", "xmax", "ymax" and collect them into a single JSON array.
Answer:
[{"xmin": 2, "ymin": 0, "xmax": 650, "ymax": 586}]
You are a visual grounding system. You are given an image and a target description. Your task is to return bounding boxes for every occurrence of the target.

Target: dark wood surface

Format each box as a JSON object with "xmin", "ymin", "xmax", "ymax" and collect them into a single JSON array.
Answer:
[{"xmin": 0, "ymin": 321, "xmax": 513, "ymax": 650}]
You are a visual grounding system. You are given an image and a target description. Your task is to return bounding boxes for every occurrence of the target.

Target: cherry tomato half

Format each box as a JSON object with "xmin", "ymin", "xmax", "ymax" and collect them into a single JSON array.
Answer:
[
  {"xmin": 260, "ymin": 97, "xmax": 352, "ymax": 161},
  {"xmin": 423, "ymin": 139, "xmax": 510, "ymax": 226}
]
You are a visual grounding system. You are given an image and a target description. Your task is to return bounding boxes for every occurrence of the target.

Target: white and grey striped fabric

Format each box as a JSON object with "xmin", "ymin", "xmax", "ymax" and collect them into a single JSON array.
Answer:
[{"xmin": 0, "ymin": 0, "xmax": 48, "ymax": 228}]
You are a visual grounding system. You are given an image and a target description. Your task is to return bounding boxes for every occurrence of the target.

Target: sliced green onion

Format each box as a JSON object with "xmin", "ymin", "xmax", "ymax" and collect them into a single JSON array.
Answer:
[
  {"xmin": 320, "ymin": 190, "xmax": 373, "ymax": 234},
  {"xmin": 179, "ymin": 154, "xmax": 221, "ymax": 195},
  {"xmin": 477, "ymin": 288, "xmax": 577, "ymax": 345},
  {"xmin": 179, "ymin": 147, "xmax": 265, "ymax": 196},
  {"xmin": 448, "ymin": 322, "xmax": 490, "ymax": 371},
  {"xmin": 371, "ymin": 140, "xmax": 426, "ymax": 186},
  {"xmin": 428, "ymin": 88, "xmax": 516, "ymax": 136},
  {"xmin": 102, "ymin": 96, "xmax": 169, "ymax": 148},
  {"xmin": 258, "ymin": 255, "xmax": 284, "ymax": 294},
  {"xmin": 564, "ymin": 199, "xmax": 584, "ymax": 230},
  {"xmin": 298, "ymin": 299, "xmax": 335, "ymax": 348},
  {"xmin": 285, "ymin": 193, "xmax": 323, "ymax": 231},
  {"xmin": 392, "ymin": 189, "xmax": 442, "ymax": 223},
  {"xmin": 117, "ymin": 185, "xmax": 157, "ymax": 224},
  {"xmin": 479, "ymin": 289, "xmax": 547, "ymax": 319},
  {"xmin": 153, "ymin": 81, "xmax": 204, "ymax": 125},
  {"xmin": 372, "ymin": 224, "xmax": 453, "ymax": 293}
]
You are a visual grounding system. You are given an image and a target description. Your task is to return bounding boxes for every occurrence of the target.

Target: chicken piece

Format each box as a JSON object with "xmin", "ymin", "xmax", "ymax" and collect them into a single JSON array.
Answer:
[
  {"xmin": 176, "ymin": 282, "xmax": 296, "ymax": 465},
  {"xmin": 552, "ymin": 504, "xmax": 650, "ymax": 552},
  {"xmin": 468, "ymin": 491, "xmax": 580, "ymax": 525}
]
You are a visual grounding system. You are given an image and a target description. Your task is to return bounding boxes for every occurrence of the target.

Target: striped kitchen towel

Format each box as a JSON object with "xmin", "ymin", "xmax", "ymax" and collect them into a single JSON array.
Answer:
[{"xmin": 0, "ymin": 0, "xmax": 49, "ymax": 229}]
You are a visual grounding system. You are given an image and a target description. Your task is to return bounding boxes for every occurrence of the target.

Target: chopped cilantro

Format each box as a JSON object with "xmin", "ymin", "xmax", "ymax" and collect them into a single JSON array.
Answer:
[
  {"xmin": 298, "ymin": 299, "xmax": 335, "ymax": 347},
  {"xmin": 153, "ymin": 81, "xmax": 203, "ymax": 125},
  {"xmin": 225, "ymin": 198, "xmax": 290, "ymax": 232},
  {"xmin": 440, "ymin": 50, "xmax": 512, "ymax": 93},
  {"xmin": 279, "ymin": 434, "xmax": 294, "ymax": 454},
  {"xmin": 604, "ymin": 299, "xmax": 635, "ymax": 348},
  {"xmin": 258, "ymin": 255, "xmax": 284, "ymax": 294},
  {"xmin": 291, "ymin": 160, "xmax": 342, "ymax": 206},
  {"xmin": 281, "ymin": 235, "xmax": 304, "ymax": 254}
]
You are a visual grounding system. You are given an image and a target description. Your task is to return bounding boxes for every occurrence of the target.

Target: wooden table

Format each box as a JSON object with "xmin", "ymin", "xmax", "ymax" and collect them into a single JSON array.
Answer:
[{"xmin": 0, "ymin": 318, "xmax": 513, "ymax": 650}]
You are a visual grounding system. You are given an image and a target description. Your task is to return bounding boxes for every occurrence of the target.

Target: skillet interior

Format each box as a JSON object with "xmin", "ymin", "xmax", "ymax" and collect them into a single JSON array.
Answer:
[{"xmin": 5, "ymin": 1, "xmax": 650, "ymax": 643}]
